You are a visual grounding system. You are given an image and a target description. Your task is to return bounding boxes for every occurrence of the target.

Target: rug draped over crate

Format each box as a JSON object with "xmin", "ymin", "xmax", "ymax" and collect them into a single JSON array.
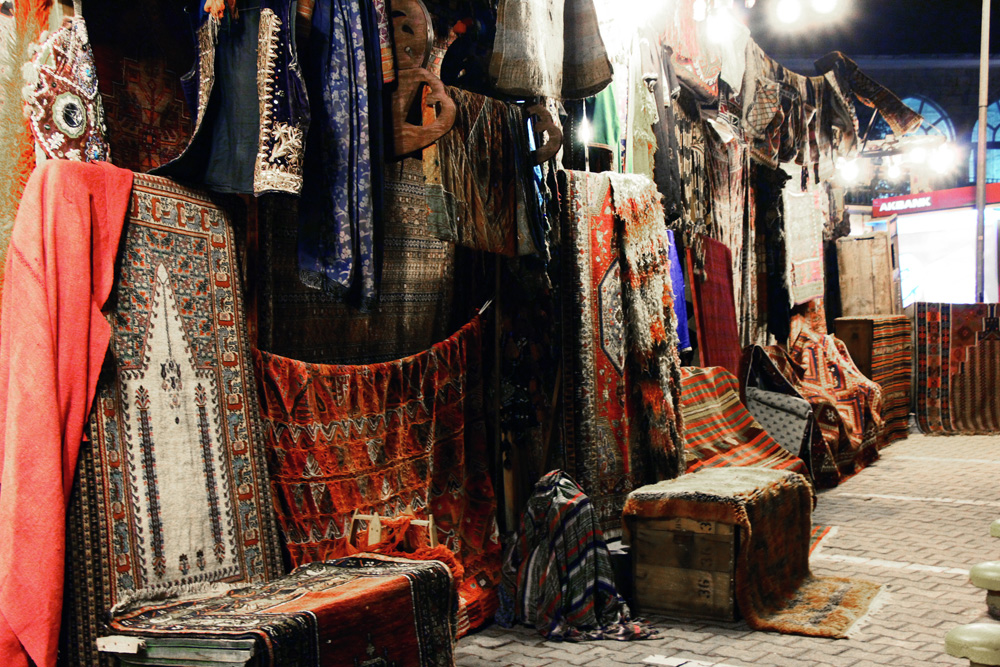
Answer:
[
  {"xmin": 108, "ymin": 555, "xmax": 456, "ymax": 667},
  {"xmin": 254, "ymin": 315, "xmax": 501, "ymax": 637},
  {"xmin": 62, "ymin": 173, "xmax": 286, "ymax": 667},
  {"xmin": 624, "ymin": 468, "xmax": 882, "ymax": 638},
  {"xmin": 746, "ymin": 324, "xmax": 883, "ymax": 487},
  {"xmin": 914, "ymin": 302, "xmax": 1000, "ymax": 434},
  {"xmin": 679, "ymin": 366, "xmax": 809, "ymax": 476}
]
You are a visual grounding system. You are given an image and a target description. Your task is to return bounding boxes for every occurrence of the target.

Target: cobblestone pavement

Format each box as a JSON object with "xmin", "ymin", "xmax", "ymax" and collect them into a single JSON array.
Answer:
[{"xmin": 456, "ymin": 433, "xmax": 1000, "ymax": 666}]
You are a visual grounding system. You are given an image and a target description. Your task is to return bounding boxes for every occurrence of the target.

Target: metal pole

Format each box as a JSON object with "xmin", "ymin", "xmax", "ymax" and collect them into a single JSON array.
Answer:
[{"xmin": 976, "ymin": 0, "xmax": 990, "ymax": 302}]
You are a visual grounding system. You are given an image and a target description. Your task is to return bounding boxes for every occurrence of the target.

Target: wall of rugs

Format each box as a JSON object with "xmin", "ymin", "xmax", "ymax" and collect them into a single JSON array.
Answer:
[{"xmin": 0, "ymin": 0, "xmax": 922, "ymax": 664}]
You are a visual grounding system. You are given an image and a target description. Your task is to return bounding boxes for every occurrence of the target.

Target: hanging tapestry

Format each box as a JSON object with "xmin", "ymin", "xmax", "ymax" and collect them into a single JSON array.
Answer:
[
  {"xmin": 298, "ymin": 0, "xmax": 379, "ymax": 306},
  {"xmin": 153, "ymin": 1, "xmax": 309, "ymax": 196},
  {"xmin": 672, "ymin": 92, "xmax": 712, "ymax": 270},
  {"xmin": 61, "ymin": 173, "xmax": 284, "ymax": 667},
  {"xmin": 23, "ymin": 18, "xmax": 110, "ymax": 163},
  {"xmin": 428, "ymin": 87, "xmax": 523, "ymax": 256},
  {"xmin": 489, "ymin": 0, "xmax": 612, "ymax": 99},
  {"xmin": 754, "ymin": 162, "xmax": 793, "ymax": 344},
  {"xmin": 109, "ymin": 555, "xmax": 455, "ymax": 667},
  {"xmin": 659, "ymin": 0, "xmax": 721, "ymax": 100},
  {"xmin": 498, "ymin": 471, "xmax": 656, "ymax": 641},
  {"xmin": 784, "ymin": 188, "xmax": 826, "ymax": 306},
  {"xmin": 915, "ymin": 302, "xmax": 1000, "ymax": 434},
  {"xmin": 559, "ymin": 170, "xmax": 642, "ymax": 540},
  {"xmin": 609, "ymin": 173, "xmax": 685, "ymax": 480},
  {"xmin": 624, "ymin": 468, "xmax": 882, "ymax": 638},
  {"xmin": 689, "ymin": 235, "xmax": 742, "ymax": 379},
  {"xmin": 257, "ymin": 159, "xmax": 456, "ymax": 365},
  {"xmin": 254, "ymin": 315, "xmax": 501, "ymax": 637},
  {"xmin": 862, "ymin": 315, "xmax": 912, "ymax": 446},
  {"xmin": 679, "ymin": 367, "xmax": 809, "ymax": 477}
]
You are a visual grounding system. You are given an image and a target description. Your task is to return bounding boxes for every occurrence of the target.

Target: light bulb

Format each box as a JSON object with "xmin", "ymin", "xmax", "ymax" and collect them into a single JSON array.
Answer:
[
  {"xmin": 909, "ymin": 146, "xmax": 927, "ymax": 164},
  {"xmin": 838, "ymin": 157, "xmax": 859, "ymax": 184},
  {"xmin": 811, "ymin": 0, "xmax": 837, "ymax": 13},
  {"xmin": 693, "ymin": 0, "xmax": 708, "ymax": 21},
  {"xmin": 706, "ymin": 9, "xmax": 735, "ymax": 43},
  {"xmin": 745, "ymin": 0, "xmax": 756, "ymax": 6},
  {"xmin": 775, "ymin": 0, "xmax": 802, "ymax": 24},
  {"xmin": 579, "ymin": 115, "xmax": 592, "ymax": 145},
  {"xmin": 887, "ymin": 162, "xmax": 902, "ymax": 180},
  {"xmin": 931, "ymin": 144, "xmax": 955, "ymax": 174}
]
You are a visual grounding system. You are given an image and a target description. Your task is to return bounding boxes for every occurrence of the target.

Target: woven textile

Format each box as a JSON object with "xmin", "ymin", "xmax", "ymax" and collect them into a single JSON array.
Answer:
[
  {"xmin": 915, "ymin": 303, "xmax": 1000, "ymax": 434},
  {"xmin": 755, "ymin": 327, "xmax": 883, "ymax": 487},
  {"xmin": 498, "ymin": 471, "xmax": 655, "ymax": 641},
  {"xmin": 489, "ymin": 0, "xmax": 612, "ymax": 99},
  {"xmin": 624, "ymin": 468, "xmax": 881, "ymax": 637},
  {"xmin": 745, "ymin": 387, "xmax": 814, "ymax": 465},
  {"xmin": 254, "ymin": 316, "xmax": 501, "ymax": 636},
  {"xmin": 559, "ymin": 170, "xmax": 641, "ymax": 540},
  {"xmin": 667, "ymin": 229, "xmax": 691, "ymax": 353},
  {"xmin": 841, "ymin": 315, "xmax": 912, "ymax": 445},
  {"xmin": 62, "ymin": 173, "xmax": 284, "ymax": 667},
  {"xmin": 815, "ymin": 51, "xmax": 922, "ymax": 137},
  {"xmin": 109, "ymin": 555, "xmax": 455, "ymax": 667},
  {"xmin": 679, "ymin": 367, "xmax": 809, "ymax": 476},
  {"xmin": 784, "ymin": 189, "xmax": 826, "ymax": 306},
  {"xmin": 610, "ymin": 173, "xmax": 686, "ymax": 480},
  {"xmin": 689, "ymin": 235, "xmax": 742, "ymax": 378},
  {"xmin": 429, "ymin": 87, "xmax": 523, "ymax": 256},
  {"xmin": 257, "ymin": 159, "xmax": 456, "ymax": 364}
]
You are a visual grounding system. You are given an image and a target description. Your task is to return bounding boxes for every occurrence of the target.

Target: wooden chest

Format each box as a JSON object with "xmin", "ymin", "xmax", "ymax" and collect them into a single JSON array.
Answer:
[
  {"xmin": 836, "ymin": 228, "xmax": 902, "ymax": 316},
  {"xmin": 630, "ymin": 517, "xmax": 738, "ymax": 620}
]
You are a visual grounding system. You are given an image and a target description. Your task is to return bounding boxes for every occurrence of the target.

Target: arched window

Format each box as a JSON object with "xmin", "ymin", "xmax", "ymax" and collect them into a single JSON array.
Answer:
[
  {"xmin": 865, "ymin": 95, "xmax": 954, "ymax": 142},
  {"xmin": 970, "ymin": 99, "xmax": 1000, "ymax": 183}
]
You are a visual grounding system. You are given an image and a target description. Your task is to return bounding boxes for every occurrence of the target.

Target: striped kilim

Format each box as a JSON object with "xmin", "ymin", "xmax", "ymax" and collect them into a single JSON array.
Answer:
[
  {"xmin": 915, "ymin": 302, "xmax": 1000, "ymax": 434},
  {"xmin": 865, "ymin": 315, "xmax": 911, "ymax": 445},
  {"xmin": 679, "ymin": 366, "xmax": 809, "ymax": 476}
]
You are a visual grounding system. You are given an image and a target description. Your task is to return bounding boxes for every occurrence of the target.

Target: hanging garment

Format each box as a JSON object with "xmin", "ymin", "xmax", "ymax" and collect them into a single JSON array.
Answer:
[
  {"xmin": 489, "ymin": 0, "xmax": 612, "ymax": 99},
  {"xmin": 0, "ymin": 160, "xmax": 133, "ymax": 667},
  {"xmin": 649, "ymin": 39, "xmax": 683, "ymax": 224},
  {"xmin": 297, "ymin": 0, "xmax": 380, "ymax": 307},
  {"xmin": 153, "ymin": 0, "xmax": 309, "ymax": 196},
  {"xmin": 499, "ymin": 471, "xmax": 655, "ymax": 641},
  {"xmin": 623, "ymin": 35, "xmax": 658, "ymax": 178},
  {"xmin": 754, "ymin": 161, "xmax": 794, "ymax": 345},
  {"xmin": 666, "ymin": 229, "xmax": 691, "ymax": 353}
]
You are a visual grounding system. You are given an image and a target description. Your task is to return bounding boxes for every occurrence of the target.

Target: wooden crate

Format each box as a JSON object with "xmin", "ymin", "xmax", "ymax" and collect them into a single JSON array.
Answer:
[
  {"xmin": 834, "ymin": 317, "xmax": 875, "ymax": 378},
  {"xmin": 630, "ymin": 517, "xmax": 738, "ymax": 620},
  {"xmin": 836, "ymin": 230, "xmax": 902, "ymax": 316}
]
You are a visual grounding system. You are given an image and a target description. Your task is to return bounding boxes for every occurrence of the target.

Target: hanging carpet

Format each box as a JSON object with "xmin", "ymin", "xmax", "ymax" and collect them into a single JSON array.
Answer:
[
  {"xmin": 624, "ymin": 467, "xmax": 882, "ymax": 638},
  {"xmin": 688, "ymin": 235, "xmax": 742, "ymax": 378},
  {"xmin": 107, "ymin": 555, "xmax": 456, "ymax": 667},
  {"xmin": 61, "ymin": 173, "xmax": 285, "ymax": 667},
  {"xmin": 915, "ymin": 302, "xmax": 1000, "ymax": 434},
  {"xmin": 783, "ymin": 188, "xmax": 826, "ymax": 306},
  {"xmin": 679, "ymin": 366, "xmax": 809, "ymax": 477},
  {"xmin": 253, "ymin": 315, "xmax": 501, "ymax": 637}
]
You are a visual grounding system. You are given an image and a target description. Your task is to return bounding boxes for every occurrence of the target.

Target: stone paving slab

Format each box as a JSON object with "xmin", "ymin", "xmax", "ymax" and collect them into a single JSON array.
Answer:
[{"xmin": 456, "ymin": 433, "xmax": 1000, "ymax": 665}]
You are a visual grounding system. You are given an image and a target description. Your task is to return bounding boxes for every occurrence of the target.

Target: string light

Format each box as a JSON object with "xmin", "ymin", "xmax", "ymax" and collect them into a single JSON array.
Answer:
[
  {"xmin": 775, "ymin": 0, "xmax": 802, "ymax": 24},
  {"xmin": 810, "ymin": 0, "xmax": 837, "ymax": 13}
]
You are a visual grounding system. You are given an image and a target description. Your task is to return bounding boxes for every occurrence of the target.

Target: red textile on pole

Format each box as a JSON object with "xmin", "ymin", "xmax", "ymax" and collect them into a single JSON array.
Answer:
[{"xmin": 0, "ymin": 160, "xmax": 133, "ymax": 667}]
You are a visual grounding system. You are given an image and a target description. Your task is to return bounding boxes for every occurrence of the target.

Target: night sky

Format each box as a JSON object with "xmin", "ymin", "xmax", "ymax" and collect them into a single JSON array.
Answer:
[{"xmin": 744, "ymin": 0, "xmax": 1000, "ymax": 59}]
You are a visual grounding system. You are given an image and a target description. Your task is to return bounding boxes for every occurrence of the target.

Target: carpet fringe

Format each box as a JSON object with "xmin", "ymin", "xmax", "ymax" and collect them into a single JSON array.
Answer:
[
  {"xmin": 844, "ymin": 585, "xmax": 891, "ymax": 639},
  {"xmin": 110, "ymin": 581, "xmax": 240, "ymax": 615}
]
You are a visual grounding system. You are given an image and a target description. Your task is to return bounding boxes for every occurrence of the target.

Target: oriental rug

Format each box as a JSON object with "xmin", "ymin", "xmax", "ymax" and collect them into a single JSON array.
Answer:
[
  {"xmin": 498, "ymin": 471, "xmax": 655, "ymax": 641},
  {"xmin": 62, "ymin": 174, "xmax": 284, "ymax": 667},
  {"xmin": 253, "ymin": 315, "xmax": 501, "ymax": 637},
  {"xmin": 679, "ymin": 366, "xmax": 809, "ymax": 477},
  {"xmin": 689, "ymin": 235, "xmax": 742, "ymax": 378},
  {"xmin": 915, "ymin": 302, "xmax": 1000, "ymax": 434},
  {"xmin": 559, "ymin": 170, "xmax": 642, "ymax": 541},
  {"xmin": 843, "ymin": 315, "xmax": 912, "ymax": 446},
  {"xmin": 624, "ymin": 468, "xmax": 881, "ymax": 638},
  {"xmin": 610, "ymin": 173, "xmax": 686, "ymax": 480},
  {"xmin": 110, "ymin": 555, "xmax": 455, "ymax": 667},
  {"xmin": 256, "ymin": 159, "xmax": 456, "ymax": 364},
  {"xmin": 754, "ymin": 325, "xmax": 883, "ymax": 487}
]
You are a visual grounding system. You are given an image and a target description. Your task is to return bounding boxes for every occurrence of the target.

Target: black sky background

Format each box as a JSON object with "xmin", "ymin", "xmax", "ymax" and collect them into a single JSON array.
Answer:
[{"xmin": 745, "ymin": 0, "xmax": 1000, "ymax": 59}]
